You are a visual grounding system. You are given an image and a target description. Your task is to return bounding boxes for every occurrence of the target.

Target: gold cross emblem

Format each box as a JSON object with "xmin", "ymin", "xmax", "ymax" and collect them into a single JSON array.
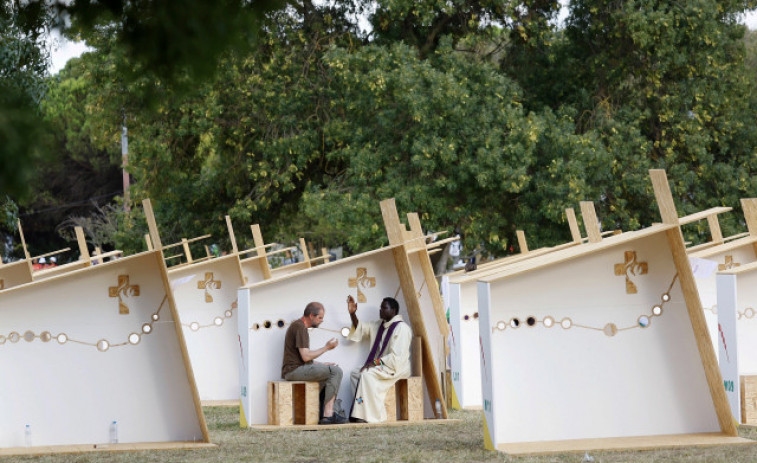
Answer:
[
  {"xmin": 718, "ymin": 255, "xmax": 740, "ymax": 271},
  {"xmin": 614, "ymin": 251, "xmax": 648, "ymax": 294},
  {"xmin": 348, "ymin": 267, "xmax": 376, "ymax": 303},
  {"xmin": 198, "ymin": 272, "xmax": 222, "ymax": 303},
  {"xmin": 108, "ymin": 275, "xmax": 140, "ymax": 314}
]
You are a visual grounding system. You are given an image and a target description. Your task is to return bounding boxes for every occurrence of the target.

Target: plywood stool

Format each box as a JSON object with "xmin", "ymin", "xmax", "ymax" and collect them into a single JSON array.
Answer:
[
  {"xmin": 384, "ymin": 377, "xmax": 424, "ymax": 422},
  {"xmin": 268, "ymin": 381, "xmax": 320, "ymax": 425},
  {"xmin": 741, "ymin": 376, "xmax": 757, "ymax": 425}
]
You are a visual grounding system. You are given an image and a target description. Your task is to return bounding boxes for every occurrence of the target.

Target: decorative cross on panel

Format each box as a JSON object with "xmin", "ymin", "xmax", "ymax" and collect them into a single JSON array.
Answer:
[
  {"xmin": 108, "ymin": 275, "xmax": 140, "ymax": 314},
  {"xmin": 614, "ymin": 251, "xmax": 648, "ymax": 294},
  {"xmin": 198, "ymin": 272, "xmax": 222, "ymax": 303},
  {"xmin": 718, "ymin": 255, "xmax": 740, "ymax": 271},
  {"xmin": 348, "ymin": 267, "xmax": 376, "ymax": 303}
]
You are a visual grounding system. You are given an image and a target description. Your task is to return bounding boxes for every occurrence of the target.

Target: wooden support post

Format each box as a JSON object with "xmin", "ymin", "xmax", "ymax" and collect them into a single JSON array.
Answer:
[
  {"xmin": 142, "ymin": 199, "xmax": 163, "ymax": 251},
  {"xmin": 93, "ymin": 247, "xmax": 103, "ymax": 265},
  {"xmin": 74, "ymin": 226, "xmax": 91, "ymax": 266},
  {"xmin": 741, "ymin": 198, "xmax": 757, "ymax": 257},
  {"xmin": 251, "ymin": 224, "xmax": 272, "ymax": 280},
  {"xmin": 145, "ymin": 234, "xmax": 153, "ymax": 251},
  {"xmin": 384, "ymin": 383, "xmax": 398, "ymax": 422},
  {"xmin": 299, "ymin": 238, "xmax": 312, "ymax": 269},
  {"xmin": 580, "ymin": 201, "xmax": 602, "ymax": 243},
  {"xmin": 225, "ymin": 215, "xmax": 239, "ymax": 254},
  {"xmin": 566, "ymin": 208, "xmax": 582, "ymax": 243},
  {"xmin": 381, "ymin": 199, "xmax": 448, "ymax": 419},
  {"xmin": 17, "ymin": 220, "xmax": 31, "ymax": 261},
  {"xmin": 182, "ymin": 238, "xmax": 193, "ymax": 264},
  {"xmin": 321, "ymin": 247, "xmax": 331, "ymax": 263},
  {"xmin": 649, "ymin": 169, "xmax": 737, "ymax": 436},
  {"xmin": 706, "ymin": 214, "xmax": 724, "ymax": 243},
  {"xmin": 516, "ymin": 230, "xmax": 529, "ymax": 253},
  {"xmin": 407, "ymin": 213, "xmax": 449, "ymax": 338}
]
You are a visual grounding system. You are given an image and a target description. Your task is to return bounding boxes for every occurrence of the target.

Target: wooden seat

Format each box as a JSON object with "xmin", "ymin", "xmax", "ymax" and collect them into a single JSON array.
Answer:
[
  {"xmin": 267, "ymin": 381, "xmax": 319, "ymax": 425},
  {"xmin": 384, "ymin": 376, "xmax": 423, "ymax": 422}
]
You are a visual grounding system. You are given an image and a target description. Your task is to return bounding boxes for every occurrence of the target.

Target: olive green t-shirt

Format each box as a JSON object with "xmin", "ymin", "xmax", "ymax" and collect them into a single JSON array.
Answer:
[{"xmin": 281, "ymin": 318, "xmax": 310, "ymax": 377}]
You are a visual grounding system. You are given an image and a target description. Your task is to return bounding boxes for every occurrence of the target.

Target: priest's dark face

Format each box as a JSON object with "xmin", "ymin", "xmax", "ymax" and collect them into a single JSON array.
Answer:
[{"xmin": 379, "ymin": 301, "xmax": 396, "ymax": 322}]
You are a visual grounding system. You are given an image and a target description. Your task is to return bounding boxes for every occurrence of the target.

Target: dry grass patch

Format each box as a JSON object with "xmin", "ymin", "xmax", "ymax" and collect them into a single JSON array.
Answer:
[{"xmin": 6, "ymin": 407, "xmax": 757, "ymax": 462}]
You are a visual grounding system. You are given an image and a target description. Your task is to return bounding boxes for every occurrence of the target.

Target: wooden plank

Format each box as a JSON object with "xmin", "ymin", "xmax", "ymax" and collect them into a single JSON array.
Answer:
[
  {"xmin": 305, "ymin": 382, "xmax": 319, "ymax": 425},
  {"xmin": 580, "ymin": 201, "xmax": 602, "ymax": 243},
  {"xmin": 497, "ymin": 433, "xmax": 754, "ymax": 456},
  {"xmin": 407, "ymin": 213, "xmax": 449, "ymax": 338},
  {"xmin": 381, "ymin": 199, "xmax": 447, "ymax": 419},
  {"xmin": 182, "ymin": 238, "xmax": 193, "ymax": 264},
  {"xmin": 741, "ymin": 198, "xmax": 757, "ymax": 257},
  {"xmin": 299, "ymin": 238, "xmax": 312, "ymax": 269},
  {"xmin": 406, "ymin": 376, "xmax": 424, "ymax": 421},
  {"xmin": 411, "ymin": 336, "xmax": 422, "ymax": 377},
  {"xmin": 225, "ymin": 216, "xmax": 239, "ymax": 254},
  {"xmin": 566, "ymin": 208, "xmax": 582, "ymax": 243},
  {"xmin": 251, "ymin": 224, "xmax": 272, "ymax": 280},
  {"xmin": 142, "ymin": 199, "xmax": 163, "ymax": 250},
  {"xmin": 707, "ymin": 214, "xmax": 724, "ymax": 243},
  {"xmin": 250, "ymin": 418, "xmax": 460, "ymax": 431},
  {"xmin": 17, "ymin": 219, "xmax": 31, "ymax": 260},
  {"xmin": 516, "ymin": 230, "xmax": 529, "ymax": 253},
  {"xmin": 0, "ymin": 442, "xmax": 216, "ymax": 456},
  {"xmin": 690, "ymin": 236, "xmax": 757, "ymax": 260},
  {"xmin": 74, "ymin": 226, "xmax": 91, "ymax": 264},
  {"xmin": 678, "ymin": 206, "xmax": 733, "ymax": 225},
  {"xmin": 145, "ymin": 234, "xmax": 153, "ymax": 251},
  {"xmin": 162, "ymin": 234, "xmax": 212, "ymax": 251},
  {"xmin": 650, "ymin": 169, "xmax": 738, "ymax": 437}
]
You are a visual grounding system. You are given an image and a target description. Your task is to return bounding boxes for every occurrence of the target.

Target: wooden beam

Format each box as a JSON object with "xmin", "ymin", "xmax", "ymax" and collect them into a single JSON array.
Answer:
[
  {"xmin": 251, "ymin": 224, "xmax": 272, "ymax": 280},
  {"xmin": 516, "ymin": 230, "xmax": 529, "ymax": 253},
  {"xmin": 299, "ymin": 238, "xmax": 312, "ymax": 269},
  {"xmin": 579, "ymin": 201, "xmax": 602, "ymax": 243},
  {"xmin": 74, "ymin": 226, "xmax": 91, "ymax": 266},
  {"xmin": 407, "ymin": 213, "xmax": 449, "ymax": 338},
  {"xmin": 17, "ymin": 219, "xmax": 31, "ymax": 260},
  {"xmin": 162, "ymin": 234, "xmax": 212, "ymax": 251},
  {"xmin": 566, "ymin": 208, "xmax": 582, "ymax": 243},
  {"xmin": 181, "ymin": 238, "xmax": 193, "ymax": 264},
  {"xmin": 225, "ymin": 215, "xmax": 239, "ymax": 254},
  {"xmin": 144, "ymin": 234, "xmax": 153, "ymax": 251},
  {"xmin": 649, "ymin": 169, "xmax": 738, "ymax": 436},
  {"xmin": 142, "ymin": 199, "xmax": 163, "ymax": 250},
  {"xmin": 706, "ymin": 214, "xmax": 724, "ymax": 243},
  {"xmin": 381, "ymin": 199, "xmax": 447, "ymax": 419}
]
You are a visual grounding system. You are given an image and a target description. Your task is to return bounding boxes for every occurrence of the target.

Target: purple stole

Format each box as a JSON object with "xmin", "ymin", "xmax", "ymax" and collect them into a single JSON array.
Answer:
[{"xmin": 363, "ymin": 321, "xmax": 401, "ymax": 368}]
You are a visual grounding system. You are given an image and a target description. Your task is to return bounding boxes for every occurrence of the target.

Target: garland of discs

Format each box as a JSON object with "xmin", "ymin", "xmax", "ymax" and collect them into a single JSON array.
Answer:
[
  {"xmin": 702, "ymin": 304, "xmax": 757, "ymax": 320},
  {"xmin": 250, "ymin": 319, "xmax": 353, "ymax": 338},
  {"xmin": 492, "ymin": 273, "xmax": 678, "ymax": 337},
  {"xmin": 183, "ymin": 300, "xmax": 238, "ymax": 332},
  {"xmin": 0, "ymin": 295, "xmax": 168, "ymax": 352}
]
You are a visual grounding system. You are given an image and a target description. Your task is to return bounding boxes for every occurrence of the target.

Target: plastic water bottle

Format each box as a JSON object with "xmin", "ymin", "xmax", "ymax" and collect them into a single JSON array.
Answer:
[
  {"xmin": 24, "ymin": 424, "xmax": 31, "ymax": 447},
  {"xmin": 434, "ymin": 399, "xmax": 442, "ymax": 419},
  {"xmin": 109, "ymin": 421, "xmax": 119, "ymax": 444}
]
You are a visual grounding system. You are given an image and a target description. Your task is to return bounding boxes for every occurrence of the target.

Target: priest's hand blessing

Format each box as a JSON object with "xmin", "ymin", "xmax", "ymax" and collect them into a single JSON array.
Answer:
[{"xmin": 347, "ymin": 295, "xmax": 359, "ymax": 328}]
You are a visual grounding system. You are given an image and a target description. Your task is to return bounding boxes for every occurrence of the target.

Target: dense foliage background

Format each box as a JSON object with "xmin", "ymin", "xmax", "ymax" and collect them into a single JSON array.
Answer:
[{"xmin": 3, "ymin": 0, "xmax": 757, "ymax": 267}]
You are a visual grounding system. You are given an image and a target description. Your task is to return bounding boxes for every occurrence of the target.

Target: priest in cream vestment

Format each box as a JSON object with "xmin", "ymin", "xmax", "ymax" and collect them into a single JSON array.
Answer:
[{"xmin": 347, "ymin": 295, "xmax": 412, "ymax": 423}]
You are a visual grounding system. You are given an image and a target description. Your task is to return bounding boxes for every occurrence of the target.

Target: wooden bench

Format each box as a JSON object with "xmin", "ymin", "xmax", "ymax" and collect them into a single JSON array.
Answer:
[
  {"xmin": 384, "ymin": 376, "xmax": 423, "ymax": 422},
  {"xmin": 268, "ymin": 381, "xmax": 320, "ymax": 425}
]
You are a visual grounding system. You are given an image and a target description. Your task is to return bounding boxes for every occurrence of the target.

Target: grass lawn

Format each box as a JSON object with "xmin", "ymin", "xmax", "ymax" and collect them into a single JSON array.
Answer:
[{"xmin": 7, "ymin": 407, "xmax": 757, "ymax": 462}]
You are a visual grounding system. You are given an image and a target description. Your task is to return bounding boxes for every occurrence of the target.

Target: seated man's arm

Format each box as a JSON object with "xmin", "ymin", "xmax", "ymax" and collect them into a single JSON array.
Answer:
[{"xmin": 298, "ymin": 338, "xmax": 338, "ymax": 363}]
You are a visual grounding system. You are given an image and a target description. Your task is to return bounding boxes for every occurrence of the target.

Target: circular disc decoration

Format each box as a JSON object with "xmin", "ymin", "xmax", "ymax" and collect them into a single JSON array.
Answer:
[
  {"xmin": 142, "ymin": 323, "xmax": 153, "ymax": 334},
  {"xmin": 0, "ymin": 335, "xmax": 6, "ymax": 345},
  {"xmin": 496, "ymin": 321, "xmax": 507, "ymax": 331},
  {"xmin": 277, "ymin": 320, "xmax": 285, "ymax": 328},
  {"xmin": 638, "ymin": 315, "xmax": 651, "ymax": 328},
  {"xmin": 8, "ymin": 332, "xmax": 20, "ymax": 343},
  {"xmin": 264, "ymin": 320, "xmax": 272, "ymax": 329},
  {"xmin": 543, "ymin": 316, "xmax": 555, "ymax": 328},
  {"xmin": 560, "ymin": 318, "xmax": 572, "ymax": 329},
  {"xmin": 57, "ymin": 333, "xmax": 68, "ymax": 344},
  {"xmin": 128, "ymin": 333, "xmax": 141, "ymax": 345},
  {"xmin": 225, "ymin": 310, "xmax": 233, "ymax": 318},
  {"xmin": 509, "ymin": 318, "xmax": 521, "ymax": 329},
  {"xmin": 23, "ymin": 331, "xmax": 35, "ymax": 342},
  {"xmin": 40, "ymin": 331, "xmax": 52, "ymax": 342},
  {"xmin": 603, "ymin": 323, "xmax": 618, "ymax": 337},
  {"xmin": 152, "ymin": 313, "xmax": 160, "ymax": 321},
  {"xmin": 341, "ymin": 327, "xmax": 351, "ymax": 337},
  {"xmin": 526, "ymin": 317, "xmax": 536, "ymax": 327},
  {"xmin": 96, "ymin": 339, "xmax": 110, "ymax": 352},
  {"xmin": 190, "ymin": 322, "xmax": 200, "ymax": 331},
  {"xmin": 214, "ymin": 317, "xmax": 223, "ymax": 326},
  {"xmin": 652, "ymin": 305, "xmax": 663, "ymax": 316},
  {"xmin": 745, "ymin": 307, "xmax": 755, "ymax": 319},
  {"xmin": 661, "ymin": 293, "xmax": 671, "ymax": 302}
]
